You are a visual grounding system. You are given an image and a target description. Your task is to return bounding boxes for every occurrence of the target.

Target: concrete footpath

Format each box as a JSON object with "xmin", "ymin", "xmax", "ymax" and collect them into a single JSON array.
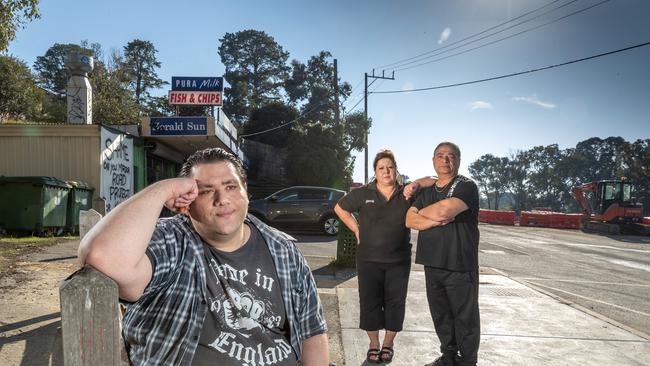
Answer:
[
  {"xmin": 321, "ymin": 264, "xmax": 650, "ymax": 366},
  {"xmin": 2, "ymin": 239, "xmax": 650, "ymax": 365}
]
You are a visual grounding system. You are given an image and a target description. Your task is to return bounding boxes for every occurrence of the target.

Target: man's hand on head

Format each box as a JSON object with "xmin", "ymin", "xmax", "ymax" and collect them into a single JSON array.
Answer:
[{"xmin": 163, "ymin": 178, "xmax": 199, "ymax": 214}]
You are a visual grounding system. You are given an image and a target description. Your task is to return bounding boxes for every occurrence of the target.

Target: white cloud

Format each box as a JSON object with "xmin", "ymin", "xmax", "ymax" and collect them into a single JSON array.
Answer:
[
  {"xmin": 438, "ymin": 27, "xmax": 451, "ymax": 44},
  {"xmin": 512, "ymin": 95, "xmax": 556, "ymax": 109},
  {"xmin": 469, "ymin": 101, "xmax": 493, "ymax": 110}
]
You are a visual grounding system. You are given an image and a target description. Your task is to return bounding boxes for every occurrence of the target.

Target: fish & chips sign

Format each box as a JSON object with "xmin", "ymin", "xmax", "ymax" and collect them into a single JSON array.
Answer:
[{"xmin": 168, "ymin": 76, "xmax": 223, "ymax": 106}]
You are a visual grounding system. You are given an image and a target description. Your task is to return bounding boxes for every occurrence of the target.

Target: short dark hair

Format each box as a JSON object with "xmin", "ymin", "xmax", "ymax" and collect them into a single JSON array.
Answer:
[
  {"xmin": 434, "ymin": 142, "xmax": 461, "ymax": 159},
  {"xmin": 179, "ymin": 148, "xmax": 247, "ymax": 183},
  {"xmin": 373, "ymin": 149, "xmax": 397, "ymax": 170}
]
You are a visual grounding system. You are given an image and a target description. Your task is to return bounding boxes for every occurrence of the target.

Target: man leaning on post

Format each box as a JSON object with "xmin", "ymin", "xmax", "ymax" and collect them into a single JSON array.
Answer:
[{"xmin": 78, "ymin": 147, "xmax": 329, "ymax": 365}]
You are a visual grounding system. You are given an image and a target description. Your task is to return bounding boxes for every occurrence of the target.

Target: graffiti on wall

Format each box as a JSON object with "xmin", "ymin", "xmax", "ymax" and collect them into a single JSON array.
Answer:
[{"xmin": 100, "ymin": 127, "xmax": 133, "ymax": 212}]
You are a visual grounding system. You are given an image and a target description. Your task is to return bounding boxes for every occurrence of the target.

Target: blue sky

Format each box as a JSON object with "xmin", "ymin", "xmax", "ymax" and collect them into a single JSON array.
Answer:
[{"xmin": 7, "ymin": 0, "xmax": 650, "ymax": 183}]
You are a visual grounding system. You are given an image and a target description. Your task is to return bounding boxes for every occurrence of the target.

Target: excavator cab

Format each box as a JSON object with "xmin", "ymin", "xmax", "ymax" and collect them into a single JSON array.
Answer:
[{"xmin": 597, "ymin": 180, "xmax": 634, "ymax": 215}]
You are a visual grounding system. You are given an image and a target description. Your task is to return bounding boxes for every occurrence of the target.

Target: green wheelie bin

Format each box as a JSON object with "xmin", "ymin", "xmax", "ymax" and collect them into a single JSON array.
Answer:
[
  {"xmin": 0, "ymin": 176, "xmax": 71, "ymax": 235},
  {"xmin": 65, "ymin": 181, "xmax": 94, "ymax": 234}
]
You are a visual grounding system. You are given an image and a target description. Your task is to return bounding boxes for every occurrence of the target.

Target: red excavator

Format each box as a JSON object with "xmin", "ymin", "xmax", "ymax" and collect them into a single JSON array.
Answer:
[{"xmin": 572, "ymin": 178, "xmax": 650, "ymax": 235}]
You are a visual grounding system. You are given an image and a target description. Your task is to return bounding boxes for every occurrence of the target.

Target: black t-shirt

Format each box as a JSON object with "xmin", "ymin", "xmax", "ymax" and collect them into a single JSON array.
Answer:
[
  {"xmin": 413, "ymin": 175, "xmax": 480, "ymax": 271},
  {"xmin": 192, "ymin": 225, "xmax": 298, "ymax": 366},
  {"xmin": 337, "ymin": 182, "xmax": 412, "ymax": 263}
]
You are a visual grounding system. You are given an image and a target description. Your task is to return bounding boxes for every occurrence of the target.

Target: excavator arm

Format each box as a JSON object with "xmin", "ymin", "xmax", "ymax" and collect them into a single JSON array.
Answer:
[{"xmin": 572, "ymin": 181, "xmax": 598, "ymax": 216}]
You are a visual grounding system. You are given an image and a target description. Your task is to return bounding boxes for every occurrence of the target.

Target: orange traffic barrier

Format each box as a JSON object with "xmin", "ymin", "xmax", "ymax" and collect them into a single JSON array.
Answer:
[
  {"xmin": 479, "ymin": 209, "xmax": 515, "ymax": 225},
  {"xmin": 549, "ymin": 213, "xmax": 582, "ymax": 229},
  {"xmin": 491, "ymin": 210, "xmax": 515, "ymax": 225},
  {"xmin": 479, "ymin": 209, "xmax": 490, "ymax": 223},
  {"xmin": 520, "ymin": 211, "xmax": 552, "ymax": 227}
]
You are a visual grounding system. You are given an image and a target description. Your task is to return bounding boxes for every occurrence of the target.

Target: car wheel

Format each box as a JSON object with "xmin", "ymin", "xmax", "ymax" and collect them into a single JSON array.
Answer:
[{"xmin": 322, "ymin": 215, "xmax": 339, "ymax": 236}]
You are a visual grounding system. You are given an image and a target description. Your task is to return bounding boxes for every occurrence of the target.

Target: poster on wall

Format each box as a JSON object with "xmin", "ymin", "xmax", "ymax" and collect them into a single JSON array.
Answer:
[{"xmin": 100, "ymin": 127, "xmax": 133, "ymax": 212}]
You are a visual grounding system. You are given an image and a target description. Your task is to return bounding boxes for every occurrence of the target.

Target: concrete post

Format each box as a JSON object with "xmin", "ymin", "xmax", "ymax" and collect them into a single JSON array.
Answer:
[
  {"xmin": 66, "ymin": 53, "xmax": 94, "ymax": 124},
  {"xmin": 79, "ymin": 209, "xmax": 102, "ymax": 240}
]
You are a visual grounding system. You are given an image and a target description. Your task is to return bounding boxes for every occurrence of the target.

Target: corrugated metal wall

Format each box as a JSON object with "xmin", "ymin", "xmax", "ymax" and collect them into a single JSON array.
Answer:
[{"xmin": 0, "ymin": 125, "xmax": 104, "ymax": 212}]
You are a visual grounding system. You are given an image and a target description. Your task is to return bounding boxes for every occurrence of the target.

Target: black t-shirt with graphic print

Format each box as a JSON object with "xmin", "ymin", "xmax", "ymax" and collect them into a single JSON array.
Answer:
[
  {"xmin": 413, "ymin": 176, "xmax": 480, "ymax": 271},
  {"xmin": 191, "ymin": 225, "xmax": 298, "ymax": 366}
]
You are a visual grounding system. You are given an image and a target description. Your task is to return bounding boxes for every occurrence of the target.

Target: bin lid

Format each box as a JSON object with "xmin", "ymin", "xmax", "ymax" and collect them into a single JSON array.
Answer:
[
  {"xmin": 0, "ymin": 176, "xmax": 71, "ymax": 188},
  {"xmin": 66, "ymin": 180, "xmax": 94, "ymax": 191}
]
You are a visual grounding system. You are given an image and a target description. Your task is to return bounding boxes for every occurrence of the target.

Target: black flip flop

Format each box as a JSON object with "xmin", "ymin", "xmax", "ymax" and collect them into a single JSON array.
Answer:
[
  {"xmin": 366, "ymin": 348, "xmax": 381, "ymax": 363},
  {"xmin": 380, "ymin": 346, "xmax": 394, "ymax": 363}
]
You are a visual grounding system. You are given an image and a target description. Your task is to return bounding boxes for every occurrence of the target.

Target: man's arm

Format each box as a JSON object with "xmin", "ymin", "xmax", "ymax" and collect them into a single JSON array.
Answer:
[
  {"xmin": 418, "ymin": 197, "xmax": 469, "ymax": 222},
  {"xmin": 334, "ymin": 203, "xmax": 360, "ymax": 243},
  {"xmin": 78, "ymin": 178, "xmax": 198, "ymax": 301},
  {"xmin": 403, "ymin": 176, "xmax": 437, "ymax": 200},
  {"xmin": 406, "ymin": 207, "xmax": 441, "ymax": 230},
  {"xmin": 301, "ymin": 333, "xmax": 329, "ymax": 365}
]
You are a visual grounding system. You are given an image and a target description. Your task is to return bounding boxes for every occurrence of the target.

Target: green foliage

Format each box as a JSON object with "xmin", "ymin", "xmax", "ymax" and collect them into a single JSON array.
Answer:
[
  {"xmin": 286, "ymin": 123, "xmax": 352, "ymax": 188},
  {"xmin": 469, "ymin": 137, "xmax": 650, "ymax": 214},
  {"xmin": 0, "ymin": 0, "xmax": 40, "ymax": 52},
  {"xmin": 142, "ymin": 95, "xmax": 175, "ymax": 117},
  {"xmin": 218, "ymin": 29, "xmax": 290, "ymax": 126},
  {"xmin": 122, "ymin": 39, "xmax": 167, "ymax": 110},
  {"xmin": 0, "ymin": 55, "xmax": 42, "ymax": 121},
  {"xmin": 90, "ymin": 51, "xmax": 139, "ymax": 124},
  {"xmin": 30, "ymin": 40, "xmax": 164, "ymax": 124},
  {"xmin": 281, "ymin": 51, "xmax": 356, "ymax": 187},
  {"xmin": 468, "ymin": 154, "xmax": 509, "ymax": 209},
  {"xmin": 33, "ymin": 43, "xmax": 94, "ymax": 96},
  {"xmin": 243, "ymin": 101, "xmax": 298, "ymax": 147},
  {"xmin": 343, "ymin": 111, "xmax": 370, "ymax": 153}
]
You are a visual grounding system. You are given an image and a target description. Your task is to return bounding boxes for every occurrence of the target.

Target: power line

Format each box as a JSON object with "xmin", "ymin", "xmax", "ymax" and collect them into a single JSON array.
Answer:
[
  {"xmin": 345, "ymin": 78, "xmax": 387, "ymax": 114},
  {"xmin": 376, "ymin": 0, "xmax": 569, "ymax": 70},
  {"xmin": 343, "ymin": 76, "xmax": 383, "ymax": 111},
  {"xmin": 345, "ymin": 94, "xmax": 365, "ymax": 114},
  {"xmin": 239, "ymin": 100, "xmax": 328, "ymax": 138},
  {"xmin": 371, "ymin": 41, "xmax": 650, "ymax": 95},
  {"xmin": 394, "ymin": 0, "xmax": 611, "ymax": 72}
]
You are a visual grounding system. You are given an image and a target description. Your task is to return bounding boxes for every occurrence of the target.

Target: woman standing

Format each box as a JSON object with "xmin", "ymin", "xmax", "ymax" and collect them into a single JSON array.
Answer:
[{"xmin": 335, "ymin": 149, "xmax": 434, "ymax": 363}]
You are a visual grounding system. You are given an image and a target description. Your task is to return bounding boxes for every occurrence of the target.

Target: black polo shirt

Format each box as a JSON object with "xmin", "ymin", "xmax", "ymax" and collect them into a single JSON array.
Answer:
[
  {"xmin": 337, "ymin": 182, "xmax": 412, "ymax": 263},
  {"xmin": 413, "ymin": 176, "xmax": 480, "ymax": 271}
]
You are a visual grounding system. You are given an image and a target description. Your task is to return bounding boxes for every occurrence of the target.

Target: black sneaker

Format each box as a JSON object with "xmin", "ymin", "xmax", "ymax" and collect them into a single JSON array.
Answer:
[{"xmin": 424, "ymin": 354, "xmax": 456, "ymax": 366}]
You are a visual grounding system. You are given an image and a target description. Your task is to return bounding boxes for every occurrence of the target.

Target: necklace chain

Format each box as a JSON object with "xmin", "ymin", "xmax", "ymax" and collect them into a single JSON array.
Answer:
[{"xmin": 434, "ymin": 181, "xmax": 450, "ymax": 193}]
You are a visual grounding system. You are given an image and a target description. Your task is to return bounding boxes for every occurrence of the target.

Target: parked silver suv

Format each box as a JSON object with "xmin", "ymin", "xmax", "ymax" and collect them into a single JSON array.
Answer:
[{"xmin": 248, "ymin": 186, "xmax": 345, "ymax": 235}]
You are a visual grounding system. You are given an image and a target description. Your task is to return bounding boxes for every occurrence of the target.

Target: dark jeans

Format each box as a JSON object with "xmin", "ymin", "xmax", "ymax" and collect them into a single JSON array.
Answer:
[
  {"xmin": 424, "ymin": 267, "xmax": 480, "ymax": 366},
  {"xmin": 357, "ymin": 260, "xmax": 411, "ymax": 331}
]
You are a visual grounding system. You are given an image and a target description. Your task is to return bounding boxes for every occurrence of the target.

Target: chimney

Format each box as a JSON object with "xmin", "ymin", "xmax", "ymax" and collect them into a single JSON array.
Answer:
[{"xmin": 65, "ymin": 53, "xmax": 94, "ymax": 124}]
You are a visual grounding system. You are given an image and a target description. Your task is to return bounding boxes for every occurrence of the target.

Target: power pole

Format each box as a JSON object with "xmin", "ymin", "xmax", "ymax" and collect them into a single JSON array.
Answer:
[
  {"xmin": 364, "ymin": 69, "xmax": 395, "ymax": 183},
  {"xmin": 334, "ymin": 59, "xmax": 340, "ymax": 126}
]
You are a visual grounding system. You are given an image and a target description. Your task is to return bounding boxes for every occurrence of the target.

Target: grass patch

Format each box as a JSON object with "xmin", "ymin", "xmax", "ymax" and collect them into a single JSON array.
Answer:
[
  {"xmin": 0, "ymin": 236, "xmax": 78, "ymax": 275},
  {"xmin": 0, "ymin": 236, "xmax": 76, "ymax": 245}
]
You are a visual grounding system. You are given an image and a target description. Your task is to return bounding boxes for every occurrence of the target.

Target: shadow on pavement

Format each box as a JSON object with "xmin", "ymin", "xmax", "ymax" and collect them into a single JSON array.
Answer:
[
  {"xmin": 0, "ymin": 317, "xmax": 63, "ymax": 366},
  {"xmin": 0, "ymin": 312, "xmax": 60, "ymax": 334},
  {"xmin": 39, "ymin": 256, "xmax": 77, "ymax": 263},
  {"xmin": 288, "ymin": 233, "xmax": 338, "ymax": 242},
  {"xmin": 312, "ymin": 262, "xmax": 357, "ymax": 289}
]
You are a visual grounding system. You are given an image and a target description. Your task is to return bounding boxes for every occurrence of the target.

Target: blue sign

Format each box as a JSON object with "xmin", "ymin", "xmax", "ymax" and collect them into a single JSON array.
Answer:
[
  {"xmin": 150, "ymin": 117, "xmax": 208, "ymax": 136},
  {"xmin": 171, "ymin": 76, "xmax": 223, "ymax": 92}
]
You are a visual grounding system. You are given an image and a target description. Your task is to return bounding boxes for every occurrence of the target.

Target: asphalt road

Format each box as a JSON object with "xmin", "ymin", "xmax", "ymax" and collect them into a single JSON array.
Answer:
[
  {"xmin": 286, "ymin": 224, "xmax": 650, "ymax": 353},
  {"xmin": 476, "ymin": 224, "xmax": 650, "ymax": 337}
]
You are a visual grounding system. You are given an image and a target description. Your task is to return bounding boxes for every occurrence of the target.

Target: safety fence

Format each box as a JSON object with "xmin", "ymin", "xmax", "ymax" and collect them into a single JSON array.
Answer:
[
  {"xmin": 478, "ymin": 209, "xmax": 516, "ymax": 226},
  {"xmin": 480, "ymin": 209, "xmax": 583, "ymax": 230}
]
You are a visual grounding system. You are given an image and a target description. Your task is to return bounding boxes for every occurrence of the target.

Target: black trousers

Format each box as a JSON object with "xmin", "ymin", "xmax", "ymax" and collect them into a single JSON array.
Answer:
[
  {"xmin": 357, "ymin": 260, "xmax": 411, "ymax": 332},
  {"xmin": 424, "ymin": 267, "xmax": 480, "ymax": 366}
]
